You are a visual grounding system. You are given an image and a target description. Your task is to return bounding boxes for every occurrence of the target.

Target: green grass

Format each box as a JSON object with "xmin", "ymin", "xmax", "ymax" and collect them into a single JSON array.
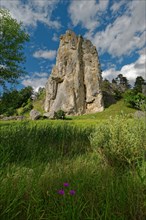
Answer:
[
  {"xmin": 22, "ymin": 98, "xmax": 136, "ymax": 123},
  {"xmin": 32, "ymin": 99, "xmax": 45, "ymax": 114},
  {"xmin": 0, "ymin": 101, "xmax": 145, "ymax": 220},
  {"xmin": 0, "ymin": 152, "xmax": 145, "ymax": 220},
  {"xmin": 68, "ymin": 99, "xmax": 136, "ymax": 120}
]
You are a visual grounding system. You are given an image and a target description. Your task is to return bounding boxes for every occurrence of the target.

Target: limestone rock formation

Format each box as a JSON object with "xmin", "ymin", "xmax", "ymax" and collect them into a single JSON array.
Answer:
[{"xmin": 44, "ymin": 30, "xmax": 104, "ymax": 117}]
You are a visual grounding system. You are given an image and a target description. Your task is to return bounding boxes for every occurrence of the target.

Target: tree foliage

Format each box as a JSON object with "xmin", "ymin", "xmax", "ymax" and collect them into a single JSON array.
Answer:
[
  {"xmin": 54, "ymin": 110, "xmax": 66, "ymax": 120},
  {"xmin": 0, "ymin": 8, "xmax": 29, "ymax": 89},
  {"xmin": 0, "ymin": 86, "xmax": 33, "ymax": 116},
  {"xmin": 133, "ymin": 76, "xmax": 145, "ymax": 93},
  {"xmin": 124, "ymin": 89, "xmax": 146, "ymax": 110},
  {"xmin": 115, "ymin": 74, "xmax": 131, "ymax": 89}
]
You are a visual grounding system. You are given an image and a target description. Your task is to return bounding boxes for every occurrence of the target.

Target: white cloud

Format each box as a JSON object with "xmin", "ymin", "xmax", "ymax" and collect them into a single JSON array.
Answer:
[
  {"xmin": 22, "ymin": 72, "xmax": 49, "ymax": 92},
  {"xmin": 52, "ymin": 33, "xmax": 59, "ymax": 42},
  {"xmin": 90, "ymin": 1, "xmax": 146, "ymax": 57},
  {"xmin": 102, "ymin": 52, "xmax": 146, "ymax": 85},
  {"xmin": 1, "ymin": 0, "xmax": 60, "ymax": 29},
  {"xmin": 68, "ymin": 0, "xmax": 109, "ymax": 31},
  {"xmin": 33, "ymin": 50, "xmax": 57, "ymax": 60},
  {"xmin": 98, "ymin": 0, "xmax": 109, "ymax": 11},
  {"xmin": 111, "ymin": 0, "xmax": 126, "ymax": 13}
]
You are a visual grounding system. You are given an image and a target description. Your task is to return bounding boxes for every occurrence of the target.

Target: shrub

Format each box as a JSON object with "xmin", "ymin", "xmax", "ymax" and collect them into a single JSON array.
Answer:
[
  {"xmin": 20, "ymin": 102, "xmax": 33, "ymax": 115},
  {"xmin": 90, "ymin": 116, "xmax": 146, "ymax": 168},
  {"xmin": 124, "ymin": 90, "xmax": 146, "ymax": 110},
  {"xmin": 4, "ymin": 107, "xmax": 17, "ymax": 116},
  {"xmin": 54, "ymin": 110, "xmax": 66, "ymax": 119}
]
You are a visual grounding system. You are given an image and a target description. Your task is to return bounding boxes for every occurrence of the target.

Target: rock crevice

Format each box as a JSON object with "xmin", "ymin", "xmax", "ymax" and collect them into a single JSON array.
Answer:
[{"xmin": 44, "ymin": 30, "xmax": 104, "ymax": 117}]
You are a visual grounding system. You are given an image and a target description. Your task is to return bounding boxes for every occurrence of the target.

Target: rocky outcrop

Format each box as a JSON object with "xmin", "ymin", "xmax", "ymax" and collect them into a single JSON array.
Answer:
[{"xmin": 44, "ymin": 30, "xmax": 104, "ymax": 117}]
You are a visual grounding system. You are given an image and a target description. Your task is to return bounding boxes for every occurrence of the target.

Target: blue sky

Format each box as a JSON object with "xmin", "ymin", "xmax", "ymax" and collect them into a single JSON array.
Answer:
[{"xmin": 1, "ymin": 0, "xmax": 146, "ymax": 91}]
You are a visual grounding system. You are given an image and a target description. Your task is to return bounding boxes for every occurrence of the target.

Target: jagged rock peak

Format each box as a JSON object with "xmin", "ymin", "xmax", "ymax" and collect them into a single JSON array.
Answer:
[{"xmin": 44, "ymin": 30, "xmax": 104, "ymax": 117}]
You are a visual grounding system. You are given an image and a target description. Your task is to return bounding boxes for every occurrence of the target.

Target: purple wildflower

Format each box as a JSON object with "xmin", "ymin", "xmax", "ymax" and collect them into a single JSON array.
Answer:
[
  {"xmin": 63, "ymin": 182, "xmax": 69, "ymax": 187},
  {"xmin": 69, "ymin": 190, "xmax": 76, "ymax": 195},
  {"xmin": 58, "ymin": 189, "xmax": 65, "ymax": 195}
]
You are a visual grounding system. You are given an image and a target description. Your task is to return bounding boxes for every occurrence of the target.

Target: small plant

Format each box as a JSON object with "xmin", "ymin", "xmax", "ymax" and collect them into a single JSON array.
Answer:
[
  {"xmin": 57, "ymin": 182, "xmax": 76, "ymax": 196},
  {"xmin": 54, "ymin": 109, "xmax": 66, "ymax": 119}
]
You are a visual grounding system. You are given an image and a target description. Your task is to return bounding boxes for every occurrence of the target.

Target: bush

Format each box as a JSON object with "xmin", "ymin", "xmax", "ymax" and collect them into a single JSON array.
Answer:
[
  {"xmin": 20, "ymin": 101, "xmax": 33, "ymax": 115},
  {"xmin": 124, "ymin": 90, "xmax": 146, "ymax": 110},
  {"xmin": 54, "ymin": 110, "xmax": 66, "ymax": 119},
  {"xmin": 4, "ymin": 107, "xmax": 17, "ymax": 116},
  {"xmin": 90, "ymin": 116, "xmax": 146, "ymax": 168}
]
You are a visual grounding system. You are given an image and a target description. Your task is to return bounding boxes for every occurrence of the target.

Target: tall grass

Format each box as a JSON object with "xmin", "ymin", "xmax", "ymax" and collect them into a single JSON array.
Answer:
[
  {"xmin": 90, "ymin": 116, "xmax": 146, "ymax": 168},
  {"xmin": 0, "ymin": 120, "xmax": 92, "ymax": 165},
  {"xmin": 0, "ymin": 118, "xmax": 146, "ymax": 219}
]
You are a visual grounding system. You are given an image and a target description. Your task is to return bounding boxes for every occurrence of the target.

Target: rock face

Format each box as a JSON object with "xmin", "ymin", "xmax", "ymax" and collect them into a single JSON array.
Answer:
[{"xmin": 44, "ymin": 30, "xmax": 104, "ymax": 117}]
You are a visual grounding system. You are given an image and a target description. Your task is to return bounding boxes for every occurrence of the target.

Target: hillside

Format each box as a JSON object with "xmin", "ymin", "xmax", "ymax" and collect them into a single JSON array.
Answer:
[{"xmin": 30, "ymin": 98, "xmax": 136, "ymax": 125}]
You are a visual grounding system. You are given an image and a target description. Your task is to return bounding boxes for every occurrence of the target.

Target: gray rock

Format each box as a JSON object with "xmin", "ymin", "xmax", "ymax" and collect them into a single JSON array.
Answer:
[
  {"xmin": 134, "ymin": 111, "xmax": 146, "ymax": 118},
  {"xmin": 1, "ymin": 116, "xmax": 26, "ymax": 121},
  {"xmin": 44, "ymin": 30, "xmax": 104, "ymax": 116},
  {"xmin": 30, "ymin": 109, "xmax": 41, "ymax": 120},
  {"xmin": 43, "ymin": 112, "xmax": 54, "ymax": 119}
]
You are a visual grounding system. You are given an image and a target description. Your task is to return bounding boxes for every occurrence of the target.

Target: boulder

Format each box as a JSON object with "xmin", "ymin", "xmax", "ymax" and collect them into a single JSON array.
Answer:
[
  {"xmin": 1, "ymin": 116, "xmax": 26, "ymax": 121},
  {"xmin": 30, "ymin": 109, "xmax": 41, "ymax": 120},
  {"xmin": 134, "ymin": 111, "xmax": 145, "ymax": 118}
]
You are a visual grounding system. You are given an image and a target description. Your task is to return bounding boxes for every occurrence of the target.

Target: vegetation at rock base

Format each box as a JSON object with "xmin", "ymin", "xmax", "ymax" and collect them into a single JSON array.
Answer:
[{"xmin": 54, "ymin": 109, "xmax": 66, "ymax": 120}]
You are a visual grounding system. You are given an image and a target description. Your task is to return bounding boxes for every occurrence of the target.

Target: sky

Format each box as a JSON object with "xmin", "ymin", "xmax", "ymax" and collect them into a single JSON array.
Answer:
[{"xmin": 1, "ymin": 0, "xmax": 146, "ymax": 92}]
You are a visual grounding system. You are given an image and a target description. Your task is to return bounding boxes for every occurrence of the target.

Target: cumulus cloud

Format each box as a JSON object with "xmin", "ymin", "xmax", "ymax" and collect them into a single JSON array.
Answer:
[
  {"xmin": 1, "ymin": 0, "xmax": 60, "ymax": 28},
  {"xmin": 90, "ymin": 1, "xmax": 146, "ymax": 57},
  {"xmin": 21, "ymin": 72, "xmax": 49, "ymax": 92},
  {"xmin": 102, "ymin": 52, "xmax": 146, "ymax": 85},
  {"xmin": 33, "ymin": 50, "xmax": 57, "ymax": 60},
  {"xmin": 68, "ymin": 0, "xmax": 109, "ymax": 31}
]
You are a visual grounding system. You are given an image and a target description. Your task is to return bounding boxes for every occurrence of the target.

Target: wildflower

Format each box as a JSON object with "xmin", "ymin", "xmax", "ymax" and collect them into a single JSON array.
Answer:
[
  {"xmin": 69, "ymin": 190, "xmax": 76, "ymax": 195},
  {"xmin": 63, "ymin": 182, "xmax": 69, "ymax": 187},
  {"xmin": 58, "ymin": 189, "xmax": 65, "ymax": 195}
]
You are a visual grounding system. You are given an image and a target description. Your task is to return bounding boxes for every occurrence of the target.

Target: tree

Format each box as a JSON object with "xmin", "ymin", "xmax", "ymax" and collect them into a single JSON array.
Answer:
[
  {"xmin": 19, "ymin": 86, "xmax": 33, "ymax": 106},
  {"xmin": 0, "ymin": 86, "xmax": 33, "ymax": 116},
  {"xmin": 115, "ymin": 74, "xmax": 130, "ymax": 89},
  {"xmin": 133, "ymin": 76, "xmax": 145, "ymax": 93},
  {"xmin": 112, "ymin": 79, "xmax": 117, "ymax": 84},
  {"xmin": 0, "ymin": 8, "xmax": 29, "ymax": 89}
]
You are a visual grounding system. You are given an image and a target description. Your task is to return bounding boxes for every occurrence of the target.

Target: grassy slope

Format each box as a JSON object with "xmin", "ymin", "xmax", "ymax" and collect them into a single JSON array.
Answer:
[
  {"xmin": 66, "ymin": 99, "xmax": 136, "ymax": 126},
  {"xmin": 0, "ymin": 99, "xmax": 136, "ymax": 127}
]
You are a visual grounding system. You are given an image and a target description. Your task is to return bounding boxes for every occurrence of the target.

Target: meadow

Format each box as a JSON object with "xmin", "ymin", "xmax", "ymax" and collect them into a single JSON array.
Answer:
[{"xmin": 0, "ymin": 100, "xmax": 146, "ymax": 220}]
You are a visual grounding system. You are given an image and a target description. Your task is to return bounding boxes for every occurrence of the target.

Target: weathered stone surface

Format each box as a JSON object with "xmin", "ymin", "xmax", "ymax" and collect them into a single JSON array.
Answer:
[
  {"xmin": 1, "ymin": 116, "xmax": 26, "ymax": 121},
  {"xmin": 43, "ymin": 112, "xmax": 54, "ymax": 119},
  {"xmin": 134, "ymin": 111, "xmax": 145, "ymax": 118},
  {"xmin": 30, "ymin": 109, "xmax": 41, "ymax": 120},
  {"xmin": 44, "ymin": 30, "xmax": 104, "ymax": 115}
]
